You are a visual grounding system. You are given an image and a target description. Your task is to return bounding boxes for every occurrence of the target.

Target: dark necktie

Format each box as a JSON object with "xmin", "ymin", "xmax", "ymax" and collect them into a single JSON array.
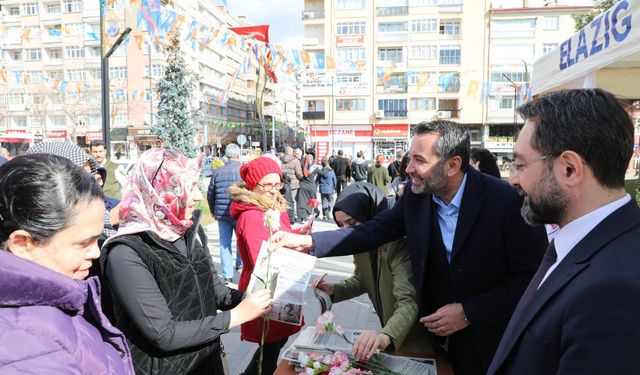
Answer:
[{"xmin": 488, "ymin": 240, "xmax": 557, "ymax": 373}]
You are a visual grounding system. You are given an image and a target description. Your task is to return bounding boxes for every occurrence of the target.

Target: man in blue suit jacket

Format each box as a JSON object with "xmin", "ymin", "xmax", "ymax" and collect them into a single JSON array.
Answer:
[
  {"xmin": 275, "ymin": 121, "xmax": 547, "ymax": 375},
  {"xmin": 487, "ymin": 89, "xmax": 640, "ymax": 375}
]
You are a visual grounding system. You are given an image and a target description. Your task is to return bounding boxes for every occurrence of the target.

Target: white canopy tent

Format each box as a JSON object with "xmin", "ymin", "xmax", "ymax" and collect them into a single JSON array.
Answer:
[{"xmin": 531, "ymin": 0, "xmax": 640, "ymax": 98}]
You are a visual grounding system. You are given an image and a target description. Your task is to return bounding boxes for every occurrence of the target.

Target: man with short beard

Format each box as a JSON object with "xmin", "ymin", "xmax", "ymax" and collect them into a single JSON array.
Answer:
[
  {"xmin": 488, "ymin": 89, "xmax": 640, "ymax": 375},
  {"xmin": 273, "ymin": 121, "xmax": 547, "ymax": 375}
]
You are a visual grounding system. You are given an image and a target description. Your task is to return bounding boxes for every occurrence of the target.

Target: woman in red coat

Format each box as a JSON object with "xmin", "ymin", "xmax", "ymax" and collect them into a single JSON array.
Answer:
[{"xmin": 230, "ymin": 156, "xmax": 308, "ymax": 375}]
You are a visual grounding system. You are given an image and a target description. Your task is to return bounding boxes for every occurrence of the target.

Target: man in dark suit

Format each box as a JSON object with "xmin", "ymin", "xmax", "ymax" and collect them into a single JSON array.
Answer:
[
  {"xmin": 487, "ymin": 89, "xmax": 640, "ymax": 375},
  {"xmin": 274, "ymin": 121, "xmax": 547, "ymax": 375},
  {"xmin": 330, "ymin": 149, "xmax": 351, "ymax": 195}
]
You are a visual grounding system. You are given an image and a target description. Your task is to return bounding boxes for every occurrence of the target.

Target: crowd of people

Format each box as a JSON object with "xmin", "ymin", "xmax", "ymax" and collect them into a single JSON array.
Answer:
[{"xmin": 1, "ymin": 88, "xmax": 640, "ymax": 375}]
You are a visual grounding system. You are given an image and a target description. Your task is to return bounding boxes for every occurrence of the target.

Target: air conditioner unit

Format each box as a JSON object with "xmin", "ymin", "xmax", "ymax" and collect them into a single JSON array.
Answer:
[
  {"xmin": 437, "ymin": 110, "xmax": 451, "ymax": 119},
  {"xmin": 375, "ymin": 110, "xmax": 385, "ymax": 118}
]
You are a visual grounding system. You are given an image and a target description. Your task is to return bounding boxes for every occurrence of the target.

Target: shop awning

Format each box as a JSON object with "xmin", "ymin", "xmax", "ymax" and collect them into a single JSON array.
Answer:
[
  {"xmin": 0, "ymin": 132, "xmax": 34, "ymax": 144},
  {"xmin": 531, "ymin": 0, "xmax": 640, "ymax": 97}
]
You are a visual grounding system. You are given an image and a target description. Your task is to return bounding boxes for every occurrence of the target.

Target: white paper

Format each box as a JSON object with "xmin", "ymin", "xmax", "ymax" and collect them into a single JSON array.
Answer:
[
  {"xmin": 292, "ymin": 326, "xmax": 360, "ymax": 354},
  {"xmin": 376, "ymin": 353, "xmax": 437, "ymax": 375},
  {"xmin": 247, "ymin": 241, "xmax": 317, "ymax": 325}
]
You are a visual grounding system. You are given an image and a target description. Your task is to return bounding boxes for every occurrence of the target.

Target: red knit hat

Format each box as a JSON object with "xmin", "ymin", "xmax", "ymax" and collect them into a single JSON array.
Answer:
[{"xmin": 240, "ymin": 156, "xmax": 283, "ymax": 190}]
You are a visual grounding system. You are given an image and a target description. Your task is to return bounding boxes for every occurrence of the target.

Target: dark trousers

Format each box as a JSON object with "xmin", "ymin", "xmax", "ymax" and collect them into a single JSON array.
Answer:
[
  {"xmin": 335, "ymin": 176, "xmax": 348, "ymax": 195},
  {"xmin": 445, "ymin": 329, "xmax": 486, "ymax": 375},
  {"xmin": 240, "ymin": 338, "xmax": 288, "ymax": 375}
]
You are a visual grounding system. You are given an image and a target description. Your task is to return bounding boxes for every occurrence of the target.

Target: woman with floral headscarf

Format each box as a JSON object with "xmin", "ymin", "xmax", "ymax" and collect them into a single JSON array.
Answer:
[{"xmin": 100, "ymin": 148, "xmax": 272, "ymax": 375}]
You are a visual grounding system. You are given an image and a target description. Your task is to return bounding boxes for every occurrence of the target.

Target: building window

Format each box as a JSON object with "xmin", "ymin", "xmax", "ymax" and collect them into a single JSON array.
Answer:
[
  {"xmin": 410, "ymin": 97, "xmax": 436, "ymax": 111},
  {"xmin": 47, "ymin": 3, "xmax": 61, "ymax": 14},
  {"xmin": 51, "ymin": 116, "xmax": 66, "ymax": 128},
  {"xmin": 439, "ymin": 45, "xmax": 461, "ymax": 65},
  {"xmin": 410, "ymin": 45, "xmax": 437, "ymax": 59},
  {"xmin": 145, "ymin": 89, "xmax": 154, "ymax": 101},
  {"xmin": 438, "ymin": 72, "xmax": 460, "ymax": 93},
  {"xmin": 10, "ymin": 50, "xmax": 22, "ymax": 61},
  {"xmin": 378, "ymin": 47, "xmax": 403, "ymax": 62},
  {"xmin": 66, "ymin": 23, "xmax": 84, "ymax": 35},
  {"xmin": 111, "ymin": 89, "xmax": 127, "ymax": 103},
  {"xmin": 490, "ymin": 71, "xmax": 529, "ymax": 83},
  {"xmin": 109, "ymin": 66, "xmax": 128, "ymax": 81},
  {"xmin": 378, "ymin": 21, "xmax": 408, "ymax": 33},
  {"xmin": 114, "ymin": 112, "xmax": 129, "ymax": 126},
  {"xmin": 337, "ymin": 98, "xmax": 366, "ymax": 112},
  {"xmin": 305, "ymin": 100, "xmax": 325, "ymax": 112},
  {"xmin": 439, "ymin": 20, "xmax": 461, "ymax": 38},
  {"xmin": 9, "ymin": 6, "xmax": 20, "ymax": 16},
  {"xmin": 9, "ymin": 71, "xmax": 24, "ymax": 84},
  {"xmin": 144, "ymin": 64, "xmax": 165, "ymax": 79},
  {"xmin": 543, "ymin": 43, "xmax": 558, "ymax": 54},
  {"xmin": 65, "ymin": 46, "xmax": 85, "ymax": 58},
  {"xmin": 27, "ymin": 71, "xmax": 46, "ymax": 83},
  {"xmin": 489, "ymin": 96, "xmax": 515, "ymax": 110},
  {"xmin": 336, "ymin": 47, "xmax": 366, "ymax": 61},
  {"xmin": 87, "ymin": 69, "xmax": 101, "ymax": 80},
  {"xmin": 8, "ymin": 93, "xmax": 25, "ymax": 105},
  {"xmin": 14, "ymin": 116, "xmax": 28, "ymax": 128},
  {"xmin": 24, "ymin": 48, "xmax": 42, "ymax": 61},
  {"xmin": 63, "ymin": 0, "xmax": 83, "ymax": 13},
  {"xmin": 335, "ymin": 73, "xmax": 362, "ymax": 83},
  {"xmin": 337, "ymin": 0, "xmax": 365, "ymax": 8},
  {"xmin": 543, "ymin": 16, "xmax": 559, "ymax": 30},
  {"xmin": 408, "ymin": 71, "xmax": 438, "ymax": 86},
  {"xmin": 491, "ymin": 19, "xmax": 536, "ymax": 38},
  {"xmin": 378, "ymin": 99, "xmax": 407, "ymax": 117},
  {"xmin": 438, "ymin": 99, "xmax": 459, "ymax": 118},
  {"xmin": 337, "ymin": 22, "xmax": 366, "ymax": 35},
  {"xmin": 46, "ymin": 70, "xmax": 64, "ymax": 80},
  {"xmin": 46, "ymin": 48, "xmax": 63, "ymax": 60},
  {"xmin": 411, "ymin": 18, "xmax": 437, "ymax": 33},
  {"xmin": 22, "ymin": 3, "xmax": 39, "ymax": 16},
  {"xmin": 66, "ymin": 69, "xmax": 86, "ymax": 81}
]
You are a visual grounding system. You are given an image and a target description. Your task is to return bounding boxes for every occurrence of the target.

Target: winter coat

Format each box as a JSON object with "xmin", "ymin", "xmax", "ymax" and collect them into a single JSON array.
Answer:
[
  {"xmin": 351, "ymin": 158, "xmax": 369, "ymax": 182},
  {"xmin": 333, "ymin": 240, "xmax": 433, "ymax": 354},
  {"xmin": 280, "ymin": 154, "xmax": 304, "ymax": 190},
  {"xmin": 101, "ymin": 212, "xmax": 241, "ymax": 375},
  {"xmin": 229, "ymin": 184, "xmax": 303, "ymax": 343},
  {"xmin": 316, "ymin": 167, "xmax": 337, "ymax": 195},
  {"xmin": 0, "ymin": 251, "xmax": 134, "ymax": 375},
  {"xmin": 331, "ymin": 156, "xmax": 351, "ymax": 179},
  {"xmin": 207, "ymin": 159, "xmax": 242, "ymax": 220},
  {"xmin": 368, "ymin": 165, "xmax": 392, "ymax": 196}
]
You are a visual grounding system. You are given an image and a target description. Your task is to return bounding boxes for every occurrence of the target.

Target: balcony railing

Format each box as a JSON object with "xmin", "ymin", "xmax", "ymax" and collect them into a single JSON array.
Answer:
[
  {"xmin": 383, "ymin": 83, "xmax": 408, "ymax": 93},
  {"xmin": 302, "ymin": 10, "xmax": 325, "ymax": 20},
  {"xmin": 303, "ymin": 111, "xmax": 325, "ymax": 120},
  {"xmin": 383, "ymin": 110, "xmax": 408, "ymax": 118},
  {"xmin": 376, "ymin": 6, "xmax": 408, "ymax": 16},
  {"xmin": 439, "ymin": 4, "xmax": 462, "ymax": 13},
  {"xmin": 376, "ymin": 33, "xmax": 408, "ymax": 42}
]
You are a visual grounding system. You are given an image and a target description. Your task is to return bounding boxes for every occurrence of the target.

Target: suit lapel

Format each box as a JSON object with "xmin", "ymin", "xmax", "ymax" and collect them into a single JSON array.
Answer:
[
  {"xmin": 491, "ymin": 200, "xmax": 640, "ymax": 371},
  {"xmin": 451, "ymin": 169, "xmax": 484, "ymax": 262},
  {"xmin": 407, "ymin": 188, "xmax": 434, "ymax": 304}
]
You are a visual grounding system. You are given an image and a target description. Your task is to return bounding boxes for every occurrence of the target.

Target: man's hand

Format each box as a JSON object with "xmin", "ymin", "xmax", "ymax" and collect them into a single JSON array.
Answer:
[
  {"xmin": 419, "ymin": 303, "xmax": 469, "ymax": 337},
  {"xmin": 270, "ymin": 231, "xmax": 313, "ymax": 251},
  {"xmin": 352, "ymin": 331, "xmax": 391, "ymax": 361}
]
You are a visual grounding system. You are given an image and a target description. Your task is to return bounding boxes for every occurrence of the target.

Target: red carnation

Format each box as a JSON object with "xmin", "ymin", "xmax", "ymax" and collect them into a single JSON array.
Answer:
[{"xmin": 307, "ymin": 198, "xmax": 320, "ymax": 209}]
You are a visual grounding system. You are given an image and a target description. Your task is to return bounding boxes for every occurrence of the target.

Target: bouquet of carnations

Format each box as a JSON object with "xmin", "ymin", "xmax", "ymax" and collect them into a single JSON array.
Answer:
[{"xmin": 297, "ymin": 351, "xmax": 371, "ymax": 375}]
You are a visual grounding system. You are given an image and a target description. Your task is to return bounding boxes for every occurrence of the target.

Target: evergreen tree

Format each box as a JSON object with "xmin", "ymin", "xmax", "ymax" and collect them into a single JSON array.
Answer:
[
  {"xmin": 572, "ymin": 0, "xmax": 620, "ymax": 31},
  {"xmin": 151, "ymin": 31, "xmax": 199, "ymax": 157}
]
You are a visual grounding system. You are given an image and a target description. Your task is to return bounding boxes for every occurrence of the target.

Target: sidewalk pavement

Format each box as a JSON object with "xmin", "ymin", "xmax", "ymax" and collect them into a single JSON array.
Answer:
[{"xmin": 204, "ymin": 219, "xmax": 382, "ymax": 374}]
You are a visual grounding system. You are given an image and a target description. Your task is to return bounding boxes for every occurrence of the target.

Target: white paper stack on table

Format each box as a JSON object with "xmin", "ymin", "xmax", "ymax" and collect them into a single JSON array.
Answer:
[{"xmin": 281, "ymin": 327, "xmax": 438, "ymax": 375}]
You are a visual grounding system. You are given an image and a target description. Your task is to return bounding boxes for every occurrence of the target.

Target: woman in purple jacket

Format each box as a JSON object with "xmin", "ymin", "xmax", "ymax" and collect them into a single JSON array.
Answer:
[{"xmin": 0, "ymin": 154, "xmax": 134, "ymax": 375}]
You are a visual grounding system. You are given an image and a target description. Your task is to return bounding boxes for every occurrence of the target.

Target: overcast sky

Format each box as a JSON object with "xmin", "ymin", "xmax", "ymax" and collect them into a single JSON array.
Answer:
[{"xmin": 226, "ymin": 0, "xmax": 304, "ymax": 49}]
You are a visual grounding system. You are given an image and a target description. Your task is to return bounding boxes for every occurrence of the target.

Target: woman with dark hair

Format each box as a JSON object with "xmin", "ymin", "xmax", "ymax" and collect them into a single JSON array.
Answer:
[
  {"xmin": 296, "ymin": 154, "xmax": 320, "ymax": 222},
  {"xmin": 229, "ymin": 156, "xmax": 310, "ymax": 375},
  {"xmin": 388, "ymin": 152, "xmax": 410, "ymax": 205},
  {"xmin": 313, "ymin": 182, "xmax": 432, "ymax": 360},
  {"xmin": 100, "ymin": 148, "xmax": 272, "ymax": 375},
  {"xmin": 470, "ymin": 147, "xmax": 501, "ymax": 179},
  {"xmin": 0, "ymin": 154, "xmax": 134, "ymax": 374}
]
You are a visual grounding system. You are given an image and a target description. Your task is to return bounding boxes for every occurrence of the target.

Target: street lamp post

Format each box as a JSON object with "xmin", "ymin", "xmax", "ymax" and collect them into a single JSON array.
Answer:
[{"xmin": 100, "ymin": 7, "xmax": 131, "ymax": 156}]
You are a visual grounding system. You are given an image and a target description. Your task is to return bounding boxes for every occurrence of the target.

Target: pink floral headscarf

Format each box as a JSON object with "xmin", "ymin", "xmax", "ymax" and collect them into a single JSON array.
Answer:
[{"xmin": 114, "ymin": 147, "xmax": 202, "ymax": 242}]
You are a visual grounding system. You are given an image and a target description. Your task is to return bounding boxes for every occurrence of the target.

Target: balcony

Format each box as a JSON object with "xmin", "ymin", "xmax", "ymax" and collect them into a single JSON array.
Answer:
[
  {"xmin": 383, "ymin": 110, "xmax": 407, "ymax": 118},
  {"xmin": 383, "ymin": 83, "xmax": 408, "ymax": 94},
  {"xmin": 302, "ymin": 10, "xmax": 325, "ymax": 20},
  {"xmin": 439, "ymin": 4, "xmax": 462, "ymax": 13},
  {"xmin": 303, "ymin": 111, "xmax": 325, "ymax": 120},
  {"xmin": 376, "ymin": 6, "xmax": 408, "ymax": 16}
]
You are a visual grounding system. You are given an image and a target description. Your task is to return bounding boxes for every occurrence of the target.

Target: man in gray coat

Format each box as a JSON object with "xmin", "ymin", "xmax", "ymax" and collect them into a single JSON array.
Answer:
[{"xmin": 207, "ymin": 143, "xmax": 243, "ymax": 283}]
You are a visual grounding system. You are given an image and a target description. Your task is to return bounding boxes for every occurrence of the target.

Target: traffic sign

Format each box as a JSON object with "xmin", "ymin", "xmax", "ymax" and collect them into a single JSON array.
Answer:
[{"xmin": 236, "ymin": 134, "xmax": 247, "ymax": 146}]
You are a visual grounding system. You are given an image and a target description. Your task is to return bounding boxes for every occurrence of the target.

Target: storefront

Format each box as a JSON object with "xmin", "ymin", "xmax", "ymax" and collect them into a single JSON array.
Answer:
[
  {"xmin": 128, "ymin": 127, "xmax": 162, "ymax": 158},
  {"xmin": 310, "ymin": 124, "xmax": 372, "ymax": 161},
  {"xmin": 372, "ymin": 123, "xmax": 409, "ymax": 162},
  {"xmin": 0, "ymin": 130, "xmax": 33, "ymax": 155},
  {"xmin": 531, "ymin": 0, "xmax": 640, "ymax": 174},
  {"xmin": 45, "ymin": 130, "xmax": 68, "ymax": 142}
]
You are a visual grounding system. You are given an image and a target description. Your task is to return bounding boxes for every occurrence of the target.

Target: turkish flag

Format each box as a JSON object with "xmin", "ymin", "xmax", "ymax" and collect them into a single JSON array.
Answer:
[{"xmin": 229, "ymin": 25, "xmax": 269, "ymax": 43}]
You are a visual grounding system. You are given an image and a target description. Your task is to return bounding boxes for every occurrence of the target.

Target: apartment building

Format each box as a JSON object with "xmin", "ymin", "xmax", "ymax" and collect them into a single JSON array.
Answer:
[
  {"xmin": 301, "ymin": 0, "xmax": 589, "ymax": 161},
  {"xmin": 0, "ymin": 0, "xmax": 300, "ymax": 157},
  {"xmin": 486, "ymin": 1, "xmax": 590, "ymax": 162}
]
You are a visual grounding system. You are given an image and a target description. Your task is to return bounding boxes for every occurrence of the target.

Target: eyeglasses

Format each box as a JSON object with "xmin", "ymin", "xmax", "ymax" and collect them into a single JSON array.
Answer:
[
  {"xmin": 256, "ymin": 182, "xmax": 284, "ymax": 191},
  {"xmin": 507, "ymin": 155, "xmax": 553, "ymax": 174}
]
